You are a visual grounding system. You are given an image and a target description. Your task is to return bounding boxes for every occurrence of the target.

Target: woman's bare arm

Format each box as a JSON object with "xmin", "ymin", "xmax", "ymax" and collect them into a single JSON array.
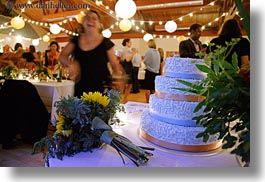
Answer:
[{"xmin": 58, "ymin": 42, "xmax": 75, "ymax": 66}]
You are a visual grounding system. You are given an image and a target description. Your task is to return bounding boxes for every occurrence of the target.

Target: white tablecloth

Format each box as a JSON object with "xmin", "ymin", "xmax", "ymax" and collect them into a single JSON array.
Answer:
[
  {"xmin": 47, "ymin": 102, "xmax": 240, "ymax": 167},
  {"xmin": 29, "ymin": 79, "xmax": 75, "ymax": 121}
]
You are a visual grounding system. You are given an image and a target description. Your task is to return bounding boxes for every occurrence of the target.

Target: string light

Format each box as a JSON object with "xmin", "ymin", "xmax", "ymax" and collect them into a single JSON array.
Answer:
[{"xmin": 2, "ymin": 0, "xmax": 242, "ymax": 41}]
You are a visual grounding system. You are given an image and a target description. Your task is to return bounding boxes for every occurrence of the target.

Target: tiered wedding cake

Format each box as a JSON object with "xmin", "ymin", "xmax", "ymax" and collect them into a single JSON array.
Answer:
[{"xmin": 140, "ymin": 57, "xmax": 222, "ymax": 152}]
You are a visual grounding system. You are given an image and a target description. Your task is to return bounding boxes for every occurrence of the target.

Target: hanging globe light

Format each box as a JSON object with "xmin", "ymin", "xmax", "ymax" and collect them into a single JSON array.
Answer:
[
  {"xmin": 164, "ymin": 20, "xmax": 177, "ymax": 33},
  {"xmin": 50, "ymin": 24, "xmax": 61, "ymax": 34},
  {"xmin": 76, "ymin": 11, "xmax": 86, "ymax": 24},
  {"xmin": 32, "ymin": 39, "xmax": 40, "ymax": 46},
  {"xmin": 11, "ymin": 16, "xmax": 25, "ymax": 30},
  {"xmin": 143, "ymin": 33, "xmax": 153, "ymax": 42},
  {"xmin": 119, "ymin": 19, "xmax": 132, "ymax": 32},
  {"xmin": 115, "ymin": 0, "xmax": 137, "ymax": 19},
  {"xmin": 42, "ymin": 35, "xmax": 50, "ymax": 42},
  {"xmin": 177, "ymin": 35, "xmax": 186, "ymax": 43},
  {"xmin": 102, "ymin": 29, "xmax": 112, "ymax": 38}
]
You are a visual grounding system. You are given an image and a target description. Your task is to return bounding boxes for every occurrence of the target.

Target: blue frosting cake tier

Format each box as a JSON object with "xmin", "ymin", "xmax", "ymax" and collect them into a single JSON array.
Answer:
[
  {"xmin": 149, "ymin": 94, "xmax": 204, "ymax": 126},
  {"xmin": 140, "ymin": 57, "xmax": 221, "ymax": 152},
  {"xmin": 140, "ymin": 110, "xmax": 220, "ymax": 146},
  {"xmin": 164, "ymin": 57, "xmax": 207, "ymax": 79},
  {"xmin": 155, "ymin": 75, "xmax": 201, "ymax": 96}
]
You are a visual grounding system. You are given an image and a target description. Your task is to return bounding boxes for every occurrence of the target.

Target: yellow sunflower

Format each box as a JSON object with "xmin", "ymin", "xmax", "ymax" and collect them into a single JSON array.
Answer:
[
  {"xmin": 56, "ymin": 114, "xmax": 65, "ymax": 133},
  {"xmin": 81, "ymin": 91, "xmax": 110, "ymax": 107},
  {"xmin": 39, "ymin": 72, "xmax": 47, "ymax": 80}
]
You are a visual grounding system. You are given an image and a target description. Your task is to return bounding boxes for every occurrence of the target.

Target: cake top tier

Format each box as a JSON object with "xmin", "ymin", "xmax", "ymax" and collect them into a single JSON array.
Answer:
[{"xmin": 164, "ymin": 57, "xmax": 207, "ymax": 79}]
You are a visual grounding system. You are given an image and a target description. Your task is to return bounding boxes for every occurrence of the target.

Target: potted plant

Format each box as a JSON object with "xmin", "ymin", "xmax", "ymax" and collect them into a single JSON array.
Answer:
[{"xmin": 176, "ymin": 39, "xmax": 250, "ymax": 166}]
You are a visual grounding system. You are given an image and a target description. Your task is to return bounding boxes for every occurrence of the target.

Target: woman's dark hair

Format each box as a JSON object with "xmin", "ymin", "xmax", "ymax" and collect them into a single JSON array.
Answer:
[
  {"xmin": 29, "ymin": 45, "xmax": 36, "ymax": 53},
  {"xmin": 122, "ymin": 39, "xmax": 130, "ymax": 46},
  {"xmin": 49, "ymin": 41, "xmax": 60, "ymax": 52},
  {"xmin": 219, "ymin": 19, "xmax": 242, "ymax": 38},
  {"xmin": 22, "ymin": 52, "xmax": 35, "ymax": 62},
  {"xmin": 202, "ymin": 44, "xmax": 208, "ymax": 49},
  {"xmin": 14, "ymin": 43, "xmax": 23, "ymax": 51}
]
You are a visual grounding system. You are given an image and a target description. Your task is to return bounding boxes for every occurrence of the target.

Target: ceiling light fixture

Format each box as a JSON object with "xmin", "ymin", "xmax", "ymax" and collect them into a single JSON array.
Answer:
[
  {"xmin": 11, "ymin": 16, "xmax": 25, "ymax": 30},
  {"xmin": 42, "ymin": 35, "xmax": 50, "ymax": 42},
  {"xmin": 164, "ymin": 21, "xmax": 177, "ymax": 33},
  {"xmin": 143, "ymin": 33, "xmax": 153, "ymax": 42},
  {"xmin": 119, "ymin": 19, "xmax": 132, "ymax": 32},
  {"xmin": 115, "ymin": 0, "xmax": 137, "ymax": 19},
  {"xmin": 50, "ymin": 24, "xmax": 61, "ymax": 34},
  {"xmin": 102, "ymin": 29, "xmax": 112, "ymax": 38}
]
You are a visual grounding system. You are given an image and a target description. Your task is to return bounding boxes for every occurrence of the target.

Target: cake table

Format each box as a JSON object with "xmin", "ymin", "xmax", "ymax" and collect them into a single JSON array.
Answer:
[{"xmin": 47, "ymin": 102, "xmax": 240, "ymax": 167}]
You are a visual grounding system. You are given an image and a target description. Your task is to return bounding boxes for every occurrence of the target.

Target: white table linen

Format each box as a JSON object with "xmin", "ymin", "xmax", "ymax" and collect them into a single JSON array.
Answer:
[
  {"xmin": 29, "ymin": 79, "xmax": 75, "ymax": 120},
  {"xmin": 47, "ymin": 102, "xmax": 240, "ymax": 167}
]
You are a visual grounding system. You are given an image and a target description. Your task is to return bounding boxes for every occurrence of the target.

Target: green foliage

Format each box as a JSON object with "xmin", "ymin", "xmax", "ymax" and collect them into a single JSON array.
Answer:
[
  {"xmin": 175, "ymin": 39, "xmax": 250, "ymax": 165},
  {"xmin": 35, "ymin": 63, "xmax": 52, "ymax": 80},
  {"xmin": 32, "ymin": 89, "xmax": 125, "ymax": 167},
  {"xmin": 2, "ymin": 64, "xmax": 20, "ymax": 79}
]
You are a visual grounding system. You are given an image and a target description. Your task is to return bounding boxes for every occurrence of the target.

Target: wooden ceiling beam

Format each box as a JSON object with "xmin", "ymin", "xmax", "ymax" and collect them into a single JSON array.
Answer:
[{"xmin": 42, "ymin": 9, "xmax": 86, "ymax": 22}]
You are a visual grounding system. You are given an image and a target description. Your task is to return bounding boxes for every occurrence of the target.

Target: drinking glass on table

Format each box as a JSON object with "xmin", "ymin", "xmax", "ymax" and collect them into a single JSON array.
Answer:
[
  {"xmin": 63, "ymin": 67, "xmax": 70, "ymax": 80},
  {"xmin": 52, "ymin": 72, "xmax": 58, "ymax": 80}
]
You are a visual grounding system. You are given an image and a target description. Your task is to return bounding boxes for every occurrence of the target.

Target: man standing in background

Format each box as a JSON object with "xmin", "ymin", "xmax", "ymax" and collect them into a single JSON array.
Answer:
[{"xmin": 179, "ymin": 23, "xmax": 202, "ymax": 58}]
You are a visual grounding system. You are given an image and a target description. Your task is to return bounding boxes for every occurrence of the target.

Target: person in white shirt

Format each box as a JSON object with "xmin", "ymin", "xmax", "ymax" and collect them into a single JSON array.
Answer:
[{"xmin": 131, "ymin": 47, "xmax": 141, "ymax": 93}]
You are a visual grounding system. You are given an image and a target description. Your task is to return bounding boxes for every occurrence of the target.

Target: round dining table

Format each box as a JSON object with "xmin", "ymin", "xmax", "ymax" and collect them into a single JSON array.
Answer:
[{"xmin": 28, "ymin": 79, "xmax": 75, "ymax": 121}]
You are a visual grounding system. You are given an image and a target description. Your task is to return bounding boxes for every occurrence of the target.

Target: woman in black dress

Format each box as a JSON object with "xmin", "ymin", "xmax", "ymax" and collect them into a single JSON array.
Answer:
[
  {"xmin": 208, "ymin": 19, "xmax": 250, "ymax": 68},
  {"xmin": 59, "ymin": 10, "xmax": 124, "ymax": 97}
]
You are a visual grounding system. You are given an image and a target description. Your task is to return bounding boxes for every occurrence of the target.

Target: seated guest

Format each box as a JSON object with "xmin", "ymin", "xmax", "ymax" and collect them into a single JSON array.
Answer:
[
  {"xmin": 0, "ymin": 44, "xmax": 13, "ymax": 68},
  {"xmin": 0, "ymin": 46, "xmax": 24, "ymax": 69},
  {"xmin": 3, "ymin": 44, "xmax": 11, "ymax": 53},
  {"xmin": 14, "ymin": 42, "xmax": 23, "ymax": 52},
  {"xmin": 20, "ymin": 52, "xmax": 38, "ymax": 71},
  {"xmin": 29, "ymin": 45, "xmax": 40, "ymax": 63},
  {"xmin": 45, "ymin": 41, "xmax": 60, "ymax": 70}
]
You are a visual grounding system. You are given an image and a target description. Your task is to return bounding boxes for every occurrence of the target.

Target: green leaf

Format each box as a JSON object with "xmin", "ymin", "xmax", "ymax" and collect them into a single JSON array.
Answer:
[
  {"xmin": 231, "ymin": 53, "xmax": 239, "ymax": 69},
  {"xmin": 196, "ymin": 64, "xmax": 213, "ymax": 74},
  {"xmin": 222, "ymin": 61, "xmax": 234, "ymax": 70},
  {"xmin": 193, "ymin": 101, "xmax": 205, "ymax": 113}
]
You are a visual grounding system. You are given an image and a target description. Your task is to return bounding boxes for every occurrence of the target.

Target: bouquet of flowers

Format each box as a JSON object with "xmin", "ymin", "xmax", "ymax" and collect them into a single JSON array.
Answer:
[
  {"xmin": 35, "ymin": 63, "xmax": 52, "ymax": 80},
  {"xmin": 32, "ymin": 89, "xmax": 154, "ymax": 167},
  {"xmin": 2, "ymin": 64, "xmax": 20, "ymax": 79}
]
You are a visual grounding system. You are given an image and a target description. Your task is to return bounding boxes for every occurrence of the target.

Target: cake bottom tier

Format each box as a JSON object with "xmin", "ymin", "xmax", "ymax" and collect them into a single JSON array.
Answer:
[{"xmin": 140, "ymin": 110, "xmax": 222, "ymax": 152}]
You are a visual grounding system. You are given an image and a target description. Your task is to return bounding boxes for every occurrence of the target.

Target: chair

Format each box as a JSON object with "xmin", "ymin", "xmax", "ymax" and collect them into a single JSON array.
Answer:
[{"xmin": 0, "ymin": 80, "xmax": 50, "ymax": 148}]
